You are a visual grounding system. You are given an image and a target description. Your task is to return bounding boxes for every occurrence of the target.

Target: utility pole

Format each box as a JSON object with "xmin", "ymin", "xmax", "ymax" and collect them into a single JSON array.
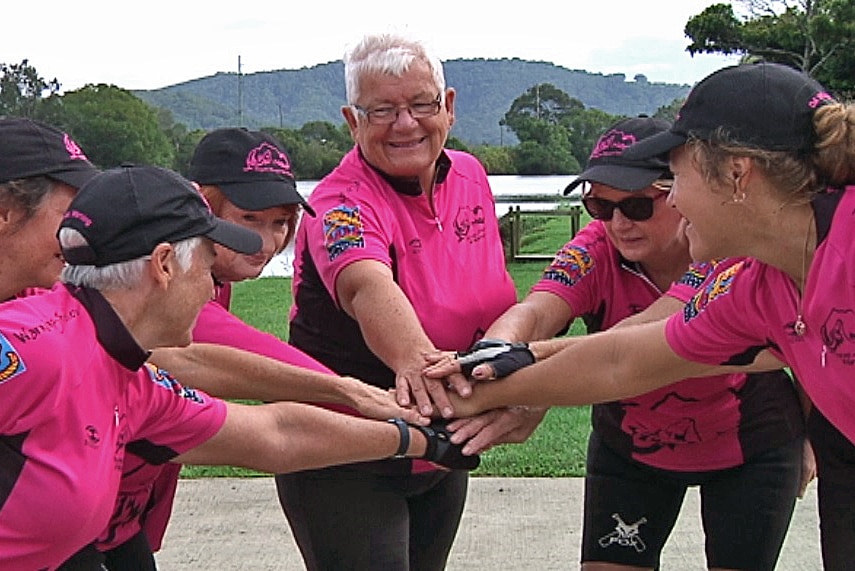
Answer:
[{"xmin": 237, "ymin": 55, "xmax": 243, "ymax": 127}]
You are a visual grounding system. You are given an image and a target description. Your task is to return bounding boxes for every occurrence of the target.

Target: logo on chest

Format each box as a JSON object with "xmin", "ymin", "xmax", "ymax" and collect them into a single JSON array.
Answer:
[{"xmin": 453, "ymin": 206, "xmax": 486, "ymax": 243}]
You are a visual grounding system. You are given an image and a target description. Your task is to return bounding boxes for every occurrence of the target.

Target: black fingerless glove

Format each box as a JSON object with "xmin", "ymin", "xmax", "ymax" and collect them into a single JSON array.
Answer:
[
  {"xmin": 416, "ymin": 419, "xmax": 480, "ymax": 471},
  {"xmin": 456, "ymin": 338, "xmax": 535, "ymax": 378}
]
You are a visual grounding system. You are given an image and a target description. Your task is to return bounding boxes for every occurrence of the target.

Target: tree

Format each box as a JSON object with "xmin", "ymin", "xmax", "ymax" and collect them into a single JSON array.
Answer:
[
  {"xmin": 56, "ymin": 84, "xmax": 174, "ymax": 168},
  {"xmin": 685, "ymin": 0, "xmax": 855, "ymax": 94},
  {"xmin": 502, "ymin": 83, "xmax": 584, "ymax": 143},
  {"xmin": 471, "ymin": 145, "xmax": 516, "ymax": 175},
  {"xmin": 0, "ymin": 60, "xmax": 61, "ymax": 118},
  {"xmin": 512, "ymin": 124, "xmax": 580, "ymax": 175}
]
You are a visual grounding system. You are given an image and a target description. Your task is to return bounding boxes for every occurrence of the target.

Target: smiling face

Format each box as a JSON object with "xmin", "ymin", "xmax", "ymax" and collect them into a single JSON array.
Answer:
[
  {"xmin": 667, "ymin": 145, "xmax": 736, "ymax": 262},
  {"xmin": 342, "ymin": 60, "xmax": 455, "ymax": 191},
  {"xmin": 0, "ymin": 182, "xmax": 77, "ymax": 297},
  {"xmin": 211, "ymin": 200, "xmax": 296, "ymax": 282}
]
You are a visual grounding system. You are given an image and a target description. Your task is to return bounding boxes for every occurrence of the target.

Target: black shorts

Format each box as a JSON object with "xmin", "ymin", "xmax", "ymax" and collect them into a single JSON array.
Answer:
[
  {"xmin": 103, "ymin": 530, "xmax": 157, "ymax": 571},
  {"xmin": 581, "ymin": 431, "xmax": 802, "ymax": 570},
  {"xmin": 807, "ymin": 407, "xmax": 855, "ymax": 571},
  {"xmin": 275, "ymin": 466, "xmax": 468, "ymax": 571}
]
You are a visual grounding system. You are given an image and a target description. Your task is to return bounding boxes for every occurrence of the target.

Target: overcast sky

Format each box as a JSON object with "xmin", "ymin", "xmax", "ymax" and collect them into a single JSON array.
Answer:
[{"xmin": 5, "ymin": 1, "xmax": 739, "ymax": 92}]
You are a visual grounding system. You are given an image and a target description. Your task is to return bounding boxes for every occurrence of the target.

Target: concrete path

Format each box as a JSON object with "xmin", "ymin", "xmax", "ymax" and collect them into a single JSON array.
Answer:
[{"xmin": 155, "ymin": 477, "xmax": 822, "ymax": 570}]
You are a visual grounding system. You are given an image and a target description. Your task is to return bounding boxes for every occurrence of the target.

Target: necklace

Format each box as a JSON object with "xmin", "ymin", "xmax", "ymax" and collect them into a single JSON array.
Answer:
[{"xmin": 793, "ymin": 211, "xmax": 815, "ymax": 336}]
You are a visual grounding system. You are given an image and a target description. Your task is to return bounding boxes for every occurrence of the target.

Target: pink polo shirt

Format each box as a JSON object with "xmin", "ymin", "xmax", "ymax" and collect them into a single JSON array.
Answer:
[
  {"xmin": 289, "ymin": 148, "xmax": 516, "ymax": 475},
  {"xmin": 291, "ymin": 147, "xmax": 516, "ymax": 380},
  {"xmin": 666, "ymin": 187, "xmax": 855, "ymax": 444},
  {"xmin": 0, "ymin": 284, "xmax": 225, "ymax": 571},
  {"xmin": 101, "ymin": 296, "xmax": 340, "ymax": 553},
  {"xmin": 532, "ymin": 222, "xmax": 802, "ymax": 471}
]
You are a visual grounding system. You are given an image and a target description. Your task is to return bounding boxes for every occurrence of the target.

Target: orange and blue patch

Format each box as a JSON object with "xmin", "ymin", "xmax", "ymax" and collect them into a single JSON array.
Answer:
[
  {"xmin": 542, "ymin": 245, "xmax": 594, "ymax": 288},
  {"xmin": 683, "ymin": 261, "xmax": 744, "ymax": 322},
  {"xmin": 324, "ymin": 205, "xmax": 365, "ymax": 261},
  {"xmin": 0, "ymin": 331, "xmax": 25, "ymax": 385},
  {"xmin": 144, "ymin": 363, "xmax": 204, "ymax": 404}
]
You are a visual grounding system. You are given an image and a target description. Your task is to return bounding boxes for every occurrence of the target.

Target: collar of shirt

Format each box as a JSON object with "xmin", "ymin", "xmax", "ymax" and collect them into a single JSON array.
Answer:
[{"xmin": 65, "ymin": 283, "xmax": 150, "ymax": 370}]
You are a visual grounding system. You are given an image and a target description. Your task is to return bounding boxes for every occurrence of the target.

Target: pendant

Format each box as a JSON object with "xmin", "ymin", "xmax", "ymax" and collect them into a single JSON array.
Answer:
[{"xmin": 794, "ymin": 316, "xmax": 807, "ymax": 336}]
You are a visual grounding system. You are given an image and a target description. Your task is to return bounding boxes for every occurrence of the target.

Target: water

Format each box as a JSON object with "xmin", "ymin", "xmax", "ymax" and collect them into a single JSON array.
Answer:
[{"xmin": 262, "ymin": 175, "xmax": 577, "ymax": 277}]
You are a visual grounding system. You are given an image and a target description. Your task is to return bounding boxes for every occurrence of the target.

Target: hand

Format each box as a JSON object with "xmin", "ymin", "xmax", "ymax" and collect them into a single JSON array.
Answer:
[
  {"xmin": 425, "ymin": 339, "xmax": 535, "ymax": 381},
  {"xmin": 446, "ymin": 406, "xmax": 547, "ymax": 455},
  {"xmin": 415, "ymin": 419, "xmax": 480, "ymax": 471},
  {"xmin": 799, "ymin": 438, "xmax": 817, "ymax": 498},
  {"xmin": 395, "ymin": 359, "xmax": 460, "ymax": 419},
  {"xmin": 345, "ymin": 377, "xmax": 430, "ymax": 426}
]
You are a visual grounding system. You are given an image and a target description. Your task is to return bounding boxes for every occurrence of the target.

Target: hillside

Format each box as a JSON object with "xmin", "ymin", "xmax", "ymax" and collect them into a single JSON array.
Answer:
[{"xmin": 134, "ymin": 59, "xmax": 690, "ymax": 146}]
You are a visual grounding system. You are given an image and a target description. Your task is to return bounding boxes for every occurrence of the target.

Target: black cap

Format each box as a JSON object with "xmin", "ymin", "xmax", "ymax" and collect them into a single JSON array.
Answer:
[
  {"xmin": 624, "ymin": 62, "xmax": 836, "ymax": 161},
  {"xmin": 59, "ymin": 165, "xmax": 262, "ymax": 267},
  {"xmin": 188, "ymin": 128, "xmax": 315, "ymax": 217},
  {"xmin": 0, "ymin": 118, "xmax": 99, "ymax": 189},
  {"xmin": 563, "ymin": 116, "xmax": 672, "ymax": 195}
]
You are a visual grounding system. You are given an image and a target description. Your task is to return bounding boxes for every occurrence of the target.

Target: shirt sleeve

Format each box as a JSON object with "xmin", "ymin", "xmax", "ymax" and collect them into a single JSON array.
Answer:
[
  {"xmin": 530, "ymin": 221, "xmax": 610, "ymax": 316},
  {"xmin": 665, "ymin": 258, "xmax": 744, "ymax": 303},
  {"xmin": 665, "ymin": 259, "xmax": 775, "ymax": 366},
  {"xmin": 301, "ymin": 185, "xmax": 393, "ymax": 307},
  {"xmin": 125, "ymin": 364, "xmax": 227, "ymax": 464}
]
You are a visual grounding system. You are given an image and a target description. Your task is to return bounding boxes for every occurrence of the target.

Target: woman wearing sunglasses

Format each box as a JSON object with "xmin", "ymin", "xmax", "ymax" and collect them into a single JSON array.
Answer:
[{"xmin": 443, "ymin": 116, "xmax": 807, "ymax": 570}]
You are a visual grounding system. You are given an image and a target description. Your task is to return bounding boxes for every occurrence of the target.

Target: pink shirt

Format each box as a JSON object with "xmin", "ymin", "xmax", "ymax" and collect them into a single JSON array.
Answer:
[
  {"xmin": 291, "ymin": 148, "xmax": 516, "ymax": 378},
  {"xmin": 289, "ymin": 148, "xmax": 516, "ymax": 475},
  {"xmin": 666, "ymin": 187, "xmax": 855, "ymax": 443},
  {"xmin": 533, "ymin": 222, "xmax": 802, "ymax": 470},
  {"xmin": 0, "ymin": 284, "xmax": 225, "ymax": 571},
  {"xmin": 102, "ymin": 296, "xmax": 343, "ymax": 553}
]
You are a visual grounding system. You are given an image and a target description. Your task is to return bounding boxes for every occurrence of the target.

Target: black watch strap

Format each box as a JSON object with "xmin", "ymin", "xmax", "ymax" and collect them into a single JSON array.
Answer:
[{"xmin": 388, "ymin": 418, "xmax": 410, "ymax": 458}]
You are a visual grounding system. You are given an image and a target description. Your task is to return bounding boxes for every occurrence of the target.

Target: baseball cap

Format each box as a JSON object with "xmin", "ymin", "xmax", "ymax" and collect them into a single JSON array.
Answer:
[
  {"xmin": 188, "ymin": 128, "xmax": 315, "ymax": 216},
  {"xmin": 0, "ymin": 117, "xmax": 99, "ymax": 189},
  {"xmin": 563, "ymin": 116, "xmax": 672, "ymax": 195},
  {"xmin": 59, "ymin": 165, "xmax": 262, "ymax": 267},
  {"xmin": 624, "ymin": 62, "xmax": 836, "ymax": 161}
]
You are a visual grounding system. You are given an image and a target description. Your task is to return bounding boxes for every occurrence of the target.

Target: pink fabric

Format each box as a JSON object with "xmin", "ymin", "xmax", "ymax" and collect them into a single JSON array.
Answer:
[
  {"xmin": 293, "ymin": 148, "xmax": 517, "ymax": 352},
  {"xmin": 666, "ymin": 189, "xmax": 855, "ymax": 443},
  {"xmin": 531, "ymin": 222, "xmax": 781, "ymax": 471},
  {"xmin": 0, "ymin": 286, "xmax": 225, "ymax": 570},
  {"xmin": 107, "ymin": 300, "xmax": 356, "ymax": 553}
]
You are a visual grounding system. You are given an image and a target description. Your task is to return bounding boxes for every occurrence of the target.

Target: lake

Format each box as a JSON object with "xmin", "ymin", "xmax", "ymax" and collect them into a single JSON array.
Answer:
[{"xmin": 262, "ymin": 175, "xmax": 578, "ymax": 277}]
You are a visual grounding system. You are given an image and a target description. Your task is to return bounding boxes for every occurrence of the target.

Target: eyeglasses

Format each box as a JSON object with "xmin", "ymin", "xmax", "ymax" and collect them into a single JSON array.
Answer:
[
  {"xmin": 353, "ymin": 94, "xmax": 443, "ymax": 125},
  {"xmin": 582, "ymin": 192, "xmax": 667, "ymax": 222}
]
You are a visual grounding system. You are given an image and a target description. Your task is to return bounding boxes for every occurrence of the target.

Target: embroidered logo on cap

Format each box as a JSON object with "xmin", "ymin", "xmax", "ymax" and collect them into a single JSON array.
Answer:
[
  {"xmin": 244, "ymin": 142, "xmax": 293, "ymax": 177},
  {"xmin": 64, "ymin": 133, "xmax": 89, "ymax": 161},
  {"xmin": 589, "ymin": 130, "xmax": 638, "ymax": 160}
]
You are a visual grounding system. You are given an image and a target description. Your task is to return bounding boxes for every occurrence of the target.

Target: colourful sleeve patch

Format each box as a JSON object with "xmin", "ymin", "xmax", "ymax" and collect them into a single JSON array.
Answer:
[
  {"xmin": 541, "ymin": 244, "xmax": 595, "ymax": 288},
  {"xmin": 323, "ymin": 205, "xmax": 365, "ymax": 262},
  {"xmin": 676, "ymin": 261, "xmax": 715, "ymax": 290},
  {"xmin": 143, "ymin": 363, "xmax": 205, "ymax": 404},
  {"xmin": 683, "ymin": 260, "xmax": 745, "ymax": 322},
  {"xmin": 0, "ymin": 331, "xmax": 25, "ymax": 385}
]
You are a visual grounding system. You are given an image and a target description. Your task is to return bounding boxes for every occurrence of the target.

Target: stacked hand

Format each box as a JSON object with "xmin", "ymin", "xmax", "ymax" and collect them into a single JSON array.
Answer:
[
  {"xmin": 424, "ymin": 338, "xmax": 536, "ymax": 382},
  {"xmin": 417, "ymin": 419, "xmax": 481, "ymax": 470}
]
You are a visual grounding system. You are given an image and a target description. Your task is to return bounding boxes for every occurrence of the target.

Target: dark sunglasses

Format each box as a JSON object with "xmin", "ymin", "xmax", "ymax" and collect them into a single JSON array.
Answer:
[{"xmin": 582, "ymin": 192, "xmax": 667, "ymax": 222}]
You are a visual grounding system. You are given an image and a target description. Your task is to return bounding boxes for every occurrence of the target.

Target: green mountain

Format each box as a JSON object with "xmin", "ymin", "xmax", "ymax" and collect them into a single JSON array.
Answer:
[{"xmin": 134, "ymin": 59, "xmax": 690, "ymax": 146}]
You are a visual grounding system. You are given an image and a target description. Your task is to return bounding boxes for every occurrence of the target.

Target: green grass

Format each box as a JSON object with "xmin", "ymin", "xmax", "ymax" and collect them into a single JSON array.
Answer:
[{"xmin": 182, "ymin": 214, "xmax": 593, "ymax": 478}]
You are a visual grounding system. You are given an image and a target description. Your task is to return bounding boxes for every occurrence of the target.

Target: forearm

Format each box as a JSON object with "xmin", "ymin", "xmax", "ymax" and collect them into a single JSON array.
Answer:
[
  {"xmin": 484, "ymin": 292, "xmax": 573, "ymax": 343},
  {"xmin": 176, "ymin": 401, "xmax": 427, "ymax": 473},
  {"xmin": 457, "ymin": 321, "xmax": 715, "ymax": 413},
  {"xmin": 348, "ymin": 279, "xmax": 435, "ymax": 368},
  {"xmin": 151, "ymin": 344, "xmax": 366, "ymax": 406}
]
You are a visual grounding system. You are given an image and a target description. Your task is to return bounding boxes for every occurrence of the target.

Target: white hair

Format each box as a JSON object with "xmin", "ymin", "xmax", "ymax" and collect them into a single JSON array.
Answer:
[
  {"xmin": 344, "ymin": 32, "xmax": 446, "ymax": 105},
  {"xmin": 59, "ymin": 228, "xmax": 202, "ymax": 290}
]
